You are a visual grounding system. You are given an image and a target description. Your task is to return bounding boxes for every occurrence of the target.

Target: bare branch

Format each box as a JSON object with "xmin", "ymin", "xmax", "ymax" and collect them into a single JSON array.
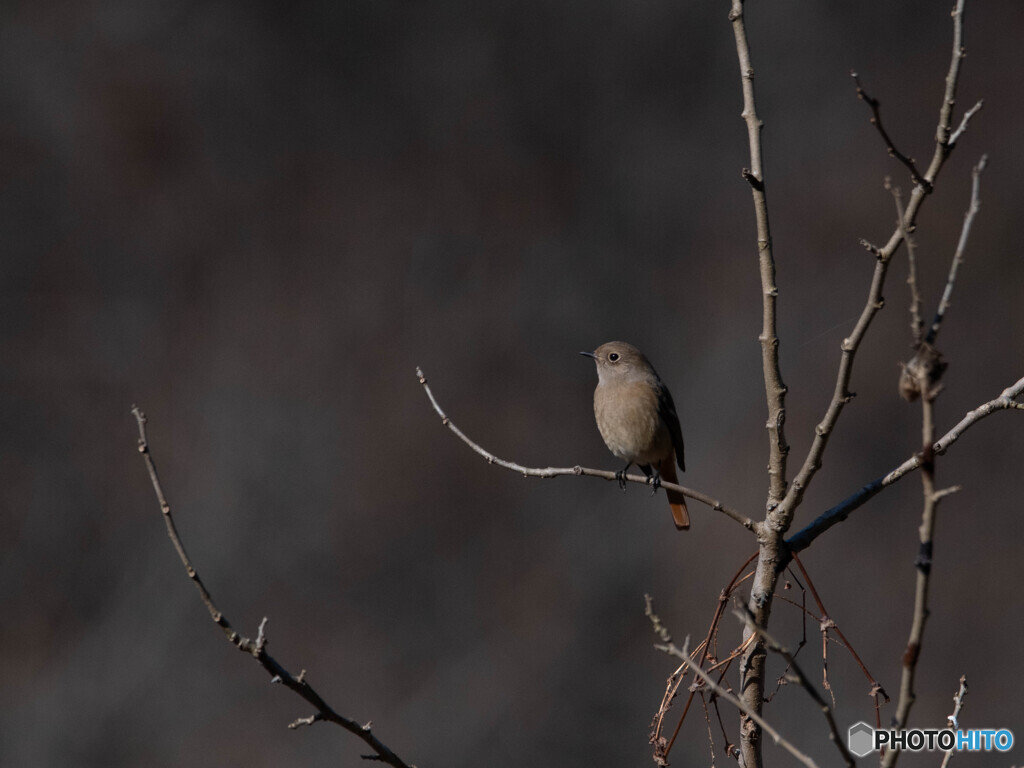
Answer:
[
  {"xmin": 932, "ymin": 0, "xmax": 970, "ymax": 155},
  {"xmin": 733, "ymin": 605, "xmax": 855, "ymax": 768},
  {"xmin": 787, "ymin": 375, "xmax": 1024, "ymax": 552},
  {"xmin": 415, "ymin": 367, "xmax": 756, "ymax": 531},
  {"xmin": 131, "ymin": 407, "xmax": 415, "ymax": 768},
  {"xmin": 883, "ymin": 322, "xmax": 958, "ymax": 768},
  {"xmin": 780, "ymin": 0, "xmax": 980, "ymax": 524},
  {"xmin": 726, "ymin": 3, "xmax": 794, "ymax": 763},
  {"xmin": 883, "ymin": 424, "xmax": 934, "ymax": 768},
  {"xmin": 852, "ymin": 72, "xmax": 931, "ymax": 191},
  {"xmin": 653, "ymin": 635, "xmax": 820, "ymax": 768},
  {"xmin": 728, "ymin": 0, "xmax": 789, "ymax": 506},
  {"xmin": 714, "ymin": 4, "xmax": 983, "ymax": 766},
  {"xmin": 948, "ymin": 100, "xmax": 983, "ymax": 147},
  {"xmin": 925, "ymin": 155, "xmax": 988, "ymax": 346},
  {"xmin": 939, "ymin": 676, "xmax": 969, "ymax": 768},
  {"xmin": 890, "ymin": 182, "xmax": 924, "ymax": 345}
]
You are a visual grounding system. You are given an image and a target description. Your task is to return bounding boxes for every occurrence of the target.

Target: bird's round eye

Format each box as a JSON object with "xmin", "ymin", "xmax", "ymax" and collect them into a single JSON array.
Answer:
[{"xmin": 608, "ymin": 353, "xmax": 620, "ymax": 362}]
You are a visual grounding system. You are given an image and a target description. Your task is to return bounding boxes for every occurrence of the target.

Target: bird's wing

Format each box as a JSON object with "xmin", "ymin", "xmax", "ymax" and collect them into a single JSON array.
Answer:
[{"xmin": 657, "ymin": 382, "xmax": 685, "ymax": 472}]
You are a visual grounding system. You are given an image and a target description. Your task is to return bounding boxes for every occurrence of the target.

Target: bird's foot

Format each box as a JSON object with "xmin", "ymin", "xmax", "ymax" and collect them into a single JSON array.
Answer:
[
  {"xmin": 648, "ymin": 469, "xmax": 661, "ymax": 497},
  {"xmin": 615, "ymin": 465, "xmax": 630, "ymax": 492},
  {"xmin": 638, "ymin": 464, "xmax": 660, "ymax": 496}
]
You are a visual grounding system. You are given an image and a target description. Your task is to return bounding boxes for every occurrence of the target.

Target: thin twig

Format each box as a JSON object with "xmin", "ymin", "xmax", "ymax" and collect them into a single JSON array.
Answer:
[
  {"xmin": 890, "ymin": 182, "xmax": 925, "ymax": 345},
  {"xmin": 948, "ymin": 101, "xmax": 984, "ymax": 147},
  {"xmin": 705, "ymin": 635, "xmax": 756, "ymax": 674},
  {"xmin": 130, "ymin": 407, "xmax": 414, "ymax": 768},
  {"xmin": 787, "ymin": 375, "xmax": 1024, "ymax": 552},
  {"xmin": 734, "ymin": 606, "xmax": 855, "ymax": 768},
  {"xmin": 710, "ymin": 693, "xmax": 736, "ymax": 761},
  {"xmin": 415, "ymin": 367, "xmax": 756, "ymax": 531},
  {"xmin": 764, "ymin": 576, "xmax": 806, "ymax": 703},
  {"xmin": 852, "ymin": 73, "xmax": 931, "ymax": 191},
  {"xmin": 698, "ymin": 692, "xmax": 719, "ymax": 767},
  {"xmin": 790, "ymin": 555, "xmax": 889, "ymax": 727},
  {"xmin": 654, "ymin": 636, "xmax": 820, "ymax": 768},
  {"xmin": 650, "ymin": 661, "xmax": 686, "ymax": 766},
  {"xmin": 939, "ymin": 676, "xmax": 969, "ymax": 768},
  {"xmin": 934, "ymin": 0, "xmax": 971, "ymax": 154},
  {"xmin": 925, "ymin": 155, "xmax": 988, "ymax": 346}
]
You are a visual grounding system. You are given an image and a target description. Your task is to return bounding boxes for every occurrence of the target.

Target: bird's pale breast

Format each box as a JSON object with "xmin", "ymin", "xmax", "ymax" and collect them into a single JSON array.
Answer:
[{"xmin": 593, "ymin": 379, "xmax": 672, "ymax": 465}]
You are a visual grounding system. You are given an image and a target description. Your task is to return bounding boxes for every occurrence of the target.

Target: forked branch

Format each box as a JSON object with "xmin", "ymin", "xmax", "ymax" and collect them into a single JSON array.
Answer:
[
  {"xmin": 723, "ymin": 5, "xmax": 986, "ymax": 761},
  {"xmin": 777, "ymin": 0, "xmax": 981, "ymax": 524},
  {"xmin": 787, "ymin": 375, "xmax": 1024, "ymax": 553}
]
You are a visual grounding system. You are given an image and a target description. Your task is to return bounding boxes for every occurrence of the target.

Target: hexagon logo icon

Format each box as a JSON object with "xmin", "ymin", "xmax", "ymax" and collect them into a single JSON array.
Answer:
[{"xmin": 848, "ymin": 721, "xmax": 874, "ymax": 757}]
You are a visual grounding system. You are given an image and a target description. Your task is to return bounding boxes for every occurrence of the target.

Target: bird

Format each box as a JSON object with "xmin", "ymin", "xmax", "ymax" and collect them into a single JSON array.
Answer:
[{"xmin": 581, "ymin": 341, "xmax": 690, "ymax": 530}]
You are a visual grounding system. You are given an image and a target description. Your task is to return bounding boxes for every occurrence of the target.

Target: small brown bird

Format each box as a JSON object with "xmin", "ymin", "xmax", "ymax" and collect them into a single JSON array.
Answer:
[{"xmin": 581, "ymin": 341, "xmax": 690, "ymax": 530}]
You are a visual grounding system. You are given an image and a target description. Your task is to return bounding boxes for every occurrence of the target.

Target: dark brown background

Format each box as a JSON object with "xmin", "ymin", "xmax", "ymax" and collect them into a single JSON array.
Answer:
[{"xmin": 3, "ymin": 1, "xmax": 1022, "ymax": 766}]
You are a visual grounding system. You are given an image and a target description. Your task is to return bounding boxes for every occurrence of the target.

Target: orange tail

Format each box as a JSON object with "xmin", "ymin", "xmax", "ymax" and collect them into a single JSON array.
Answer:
[{"xmin": 658, "ymin": 456, "xmax": 690, "ymax": 531}]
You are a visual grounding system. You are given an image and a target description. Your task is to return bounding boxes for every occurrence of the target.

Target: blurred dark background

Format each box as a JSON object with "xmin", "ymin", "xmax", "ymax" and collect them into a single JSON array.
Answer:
[{"xmin": 3, "ymin": 1, "xmax": 1022, "ymax": 766}]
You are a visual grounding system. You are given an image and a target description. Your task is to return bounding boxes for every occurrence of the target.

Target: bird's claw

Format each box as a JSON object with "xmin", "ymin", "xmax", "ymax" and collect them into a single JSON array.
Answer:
[
  {"xmin": 615, "ymin": 469, "xmax": 627, "ymax": 492},
  {"xmin": 649, "ymin": 472, "xmax": 661, "ymax": 497}
]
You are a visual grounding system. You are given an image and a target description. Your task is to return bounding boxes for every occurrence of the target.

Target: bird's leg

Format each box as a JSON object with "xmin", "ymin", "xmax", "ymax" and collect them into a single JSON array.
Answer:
[
  {"xmin": 615, "ymin": 462, "xmax": 633, "ymax": 492},
  {"xmin": 639, "ymin": 464, "xmax": 660, "ymax": 497}
]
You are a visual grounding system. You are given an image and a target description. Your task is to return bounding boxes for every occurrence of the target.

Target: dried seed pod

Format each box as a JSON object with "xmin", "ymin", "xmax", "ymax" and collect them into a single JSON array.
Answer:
[{"xmin": 899, "ymin": 343, "xmax": 947, "ymax": 402}]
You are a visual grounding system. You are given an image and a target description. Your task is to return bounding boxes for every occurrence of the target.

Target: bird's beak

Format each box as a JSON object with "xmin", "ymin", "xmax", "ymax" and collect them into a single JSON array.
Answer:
[{"xmin": 579, "ymin": 351, "xmax": 596, "ymax": 359}]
